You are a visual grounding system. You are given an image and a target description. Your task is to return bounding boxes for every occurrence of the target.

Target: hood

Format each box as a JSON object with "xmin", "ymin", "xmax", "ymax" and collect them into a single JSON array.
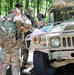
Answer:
[
  {"xmin": 26, "ymin": 20, "xmax": 74, "ymax": 40},
  {"xmin": 50, "ymin": 20, "xmax": 74, "ymax": 35}
]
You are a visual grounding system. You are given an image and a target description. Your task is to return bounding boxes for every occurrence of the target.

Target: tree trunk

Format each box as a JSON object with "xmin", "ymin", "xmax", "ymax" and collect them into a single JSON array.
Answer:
[
  {"xmin": 25, "ymin": 0, "xmax": 29, "ymax": 9},
  {"xmin": 37, "ymin": 0, "xmax": 40, "ymax": 17},
  {"xmin": 34, "ymin": 1, "xmax": 36, "ymax": 16},
  {"xmin": 0, "ymin": 0, "xmax": 1, "ymax": 17},
  {"xmin": 10, "ymin": 0, "xmax": 13, "ymax": 10}
]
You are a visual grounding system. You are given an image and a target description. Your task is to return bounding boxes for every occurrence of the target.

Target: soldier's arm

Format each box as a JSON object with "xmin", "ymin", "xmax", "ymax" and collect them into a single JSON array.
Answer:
[{"xmin": 27, "ymin": 15, "xmax": 38, "ymax": 28}]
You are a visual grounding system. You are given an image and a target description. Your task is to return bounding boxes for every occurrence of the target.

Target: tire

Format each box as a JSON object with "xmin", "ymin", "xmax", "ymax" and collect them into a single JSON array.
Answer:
[
  {"xmin": 64, "ymin": 63, "xmax": 74, "ymax": 75},
  {"xmin": 33, "ymin": 51, "xmax": 56, "ymax": 75}
]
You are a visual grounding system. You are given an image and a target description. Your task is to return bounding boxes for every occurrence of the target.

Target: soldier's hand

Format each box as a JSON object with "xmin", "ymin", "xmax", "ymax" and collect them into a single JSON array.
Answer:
[
  {"xmin": 14, "ymin": 16, "xmax": 24, "ymax": 23},
  {"xmin": 20, "ymin": 25, "xmax": 31, "ymax": 32}
]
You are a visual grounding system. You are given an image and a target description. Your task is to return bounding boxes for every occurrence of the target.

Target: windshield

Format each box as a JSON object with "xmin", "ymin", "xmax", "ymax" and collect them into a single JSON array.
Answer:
[{"xmin": 49, "ymin": 6, "xmax": 74, "ymax": 23}]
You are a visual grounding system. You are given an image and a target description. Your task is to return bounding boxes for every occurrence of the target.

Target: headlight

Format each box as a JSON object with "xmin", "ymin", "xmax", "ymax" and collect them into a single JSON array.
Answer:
[
  {"xmin": 33, "ymin": 36, "xmax": 41, "ymax": 44},
  {"xmin": 50, "ymin": 37, "xmax": 60, "ymax": 47}
]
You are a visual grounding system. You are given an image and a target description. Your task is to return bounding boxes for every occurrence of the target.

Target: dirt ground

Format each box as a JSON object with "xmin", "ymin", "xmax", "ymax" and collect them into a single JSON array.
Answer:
[
  {"xmin": 21, "ymin": 68, "xmax": 36, "ymax": 75},
  {"xmin": 6, "ymin": 66, "xmax": 36, "ymax": 75},
  {"xmin": 6, "ymin": 50, "xmax": 36, "ymax": 75}
]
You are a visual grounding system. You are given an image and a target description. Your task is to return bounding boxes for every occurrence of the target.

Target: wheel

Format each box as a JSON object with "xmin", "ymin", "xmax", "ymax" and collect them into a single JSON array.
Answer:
[
  {"xmin": 64, "ymin": 63, "xmax": 74, "ymax": 75},
  {"xmin": 56, "ymin": 63, "xmax": 74, "ymax": 75},
  {"xmin": 33, "ymin": 51, "xmax": 56, "ymax": 75}
]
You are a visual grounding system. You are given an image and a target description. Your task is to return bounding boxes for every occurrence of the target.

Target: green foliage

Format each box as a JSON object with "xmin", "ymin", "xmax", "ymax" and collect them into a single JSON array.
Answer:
[{"xmin": 0, "ymin": 0, "xmax": 53, "ymax": 23}]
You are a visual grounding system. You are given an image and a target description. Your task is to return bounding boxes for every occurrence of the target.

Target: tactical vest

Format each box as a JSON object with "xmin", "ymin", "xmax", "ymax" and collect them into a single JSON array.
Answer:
[{"xmin": 0, "ymin": 18, "xmax": 23, "ymax": 49}]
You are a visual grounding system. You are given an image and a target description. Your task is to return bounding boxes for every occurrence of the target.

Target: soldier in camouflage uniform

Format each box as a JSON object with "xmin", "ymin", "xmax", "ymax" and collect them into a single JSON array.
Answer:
[
  {"xmin": 0, "ymin": 7, "xmax": 31, "ymax": 75},
  {"xmin": 24, "ymin": 7, "xmax": 38, "ymax": 28},
  {"xmin": 15, "ymin": 3, "xmax": 32, "ymax": 68}
]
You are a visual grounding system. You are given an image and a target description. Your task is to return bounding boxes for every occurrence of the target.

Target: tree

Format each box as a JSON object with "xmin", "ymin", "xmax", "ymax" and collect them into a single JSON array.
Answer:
[
  {"xmin": 25, "ymin": 0, "xmax": 30, "ymax": 9},
  {"xmin": 10, "ymin": 0, "xmax": 13, "ymax": 10},
  {"xmin": 0, "ymin": 0, "xmax": 1, "ymax": 16},
  {"xmin": 0, "ymin": 0, "xmax": 53, "ymax": 17}
]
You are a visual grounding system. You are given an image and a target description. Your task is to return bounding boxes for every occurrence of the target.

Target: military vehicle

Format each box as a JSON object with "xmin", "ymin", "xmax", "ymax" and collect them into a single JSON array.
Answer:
[{"xmin": 26, "ymin": 0, "xmax": 74, "ymax": 75}]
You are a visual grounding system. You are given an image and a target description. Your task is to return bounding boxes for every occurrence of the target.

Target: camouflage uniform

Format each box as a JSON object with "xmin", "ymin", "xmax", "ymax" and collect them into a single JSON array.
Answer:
[
  {"xmin": 0, "ymin": 7, "xmax": 31, "ymax": 75},
  {"xmin": 23, "ymin": 8, "xmax": 38, "ymax": 66},
  {"xmin": 24, "ymin": 7, "xmax": 38, "ymax": 28},
  {"xmin": 0, "ymin": 19, "xmax": 20, "ymax": 75},
  {"xmin": 20, "ymin": 15, "xmax": 32, "ymax": 68},
  {"xmin": 15, "ymin": 4, "xmax": 32, "ymax": 68}
]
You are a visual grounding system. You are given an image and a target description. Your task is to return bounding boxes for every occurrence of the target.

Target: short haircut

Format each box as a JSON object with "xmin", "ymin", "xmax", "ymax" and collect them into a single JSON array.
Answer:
[{"xmin": 15, "ymin": 3, "xmax": 23, "ymax": 8}]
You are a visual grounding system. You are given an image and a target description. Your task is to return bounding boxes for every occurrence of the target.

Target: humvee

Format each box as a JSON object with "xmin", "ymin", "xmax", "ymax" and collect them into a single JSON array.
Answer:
[{"xmin": 26, "ymin": 0, "xmax": 74, "ymax": 75}]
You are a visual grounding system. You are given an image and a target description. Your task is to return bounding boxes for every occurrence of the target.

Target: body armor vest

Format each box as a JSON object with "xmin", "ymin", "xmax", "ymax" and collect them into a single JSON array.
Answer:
[{"xmin": 0, "ymin": 19, "xmax": 19, "ymax": 48}]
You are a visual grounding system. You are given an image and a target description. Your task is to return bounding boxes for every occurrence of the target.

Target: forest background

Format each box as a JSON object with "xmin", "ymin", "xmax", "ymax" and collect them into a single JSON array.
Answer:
[{"xmin": 0, "ymin": 0, "xmax": 53, "ymax": 22}]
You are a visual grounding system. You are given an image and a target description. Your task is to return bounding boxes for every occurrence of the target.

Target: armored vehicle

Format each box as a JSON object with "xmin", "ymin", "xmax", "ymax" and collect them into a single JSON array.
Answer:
[{"xmin": 26, "ymin": 0, "xmax": 74, "ymax": 75}]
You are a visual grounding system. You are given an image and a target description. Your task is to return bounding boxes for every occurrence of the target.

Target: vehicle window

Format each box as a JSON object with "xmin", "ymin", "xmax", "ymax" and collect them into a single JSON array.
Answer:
[{"xmin": 49, "ymin": 6, "xmax": 74, "ymax": 22}]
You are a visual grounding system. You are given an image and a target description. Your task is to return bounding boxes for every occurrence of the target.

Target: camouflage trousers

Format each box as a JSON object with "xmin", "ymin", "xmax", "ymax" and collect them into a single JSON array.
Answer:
[
  {"xmin": 0, "ymin": 47, "xmax": 20, "ymax": 75},
  {"xmin": 21, "ymin": 45, "xmax": 29, "ymax": 67}
]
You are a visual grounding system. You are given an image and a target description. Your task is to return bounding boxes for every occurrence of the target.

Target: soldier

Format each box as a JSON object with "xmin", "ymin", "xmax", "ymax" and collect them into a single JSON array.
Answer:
[
  {"xmin": 15, "ymin": 3, "xmax": 32, "ymax": 69},
  {"xmin": 24, "ymin": 7, "xmax": 38, "ymax": 28},
  {"xmin": 15, "ymin": 3, "xmax": 28, "ymax": 18},
  {"xmin": 0, "ymin": 7, "xmax": 20, "ymax": 75},
  {"xmin": 15, "ymin": 3, "xmax": 23, "ymax": 14},
  {"xmin": 37, "ymin": 12, "xmax": 44, "ymax": 21},
  {"xmin": 0, "ymin": 7, "xmax": 31, "ymax": 75}
]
